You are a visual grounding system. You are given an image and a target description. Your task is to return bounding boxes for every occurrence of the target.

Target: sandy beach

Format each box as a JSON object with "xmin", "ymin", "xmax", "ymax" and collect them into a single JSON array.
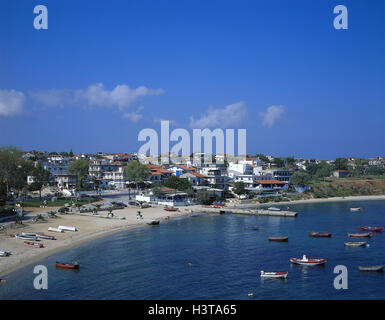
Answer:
[
  {"xmin": 1, "ymin": 194, "xmax": 385, "ymax": 278},
  {"xmin": 0, "ymin": 204, "xmax": 201, "ymax": 278}
]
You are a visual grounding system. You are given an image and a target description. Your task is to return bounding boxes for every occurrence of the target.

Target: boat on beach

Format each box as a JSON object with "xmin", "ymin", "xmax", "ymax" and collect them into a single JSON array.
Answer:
[
  {"xmin": 48, "ymin": 227, "xmax": 64, "ymax": 233},
  {"xmin": 359, "ymin": 226, "xmax": 384, "ymax": 232},
  {"xmin": 14, "ymin": 234, "xmax": 38, "ymax": 241},
  {"xmin": 290, "ymin": 254, "xmax": 327, "ymax": 266},
  {"xmin": 350, "ymin": 207, "xmax": 362, "ymax": 212},
  {"xmin": 24, "ymin": 241, "xmax": 44, "ymax": 248},
  {"xmin": 36, "ymin": 233, "xmax": 56, "ymax": 240},
  {"xmin": 260, "ymin": 271, "xmax": 288, "ymax": 279},
  {"xmin": 55, "ymin": 261, "xmax": 79, "ymax": 269},
  {"xmin": 0, "ymin": 250, "xmax": 11, "ymax": 257},
  {"xmin": 358, "ymin": 265, "xmax": 385, "ymax": 272},
  {"xmin": 164, "ymin": 207, "xmax": 179, "ymax": 212},
  {"xmin": 348, "ymin": 232, "xmax": 372, "ymax": 238},
  {"xmin": 268, "ymin": 236, "xmax": 288, "ymax": 242},
  {"xmin": 147, "ymin": 220, "xmax": 160, "ymax": 225},
  {"xmin": 58, "ymin": 225, "xmax": 78, "ymax": 232},
  {"xmin": 309, "ymin": 232, "xmax": 332, "ymax": 237},
  {"xmin": 344, "ymin": 241, "xmax": 368, "ymax": 247}
]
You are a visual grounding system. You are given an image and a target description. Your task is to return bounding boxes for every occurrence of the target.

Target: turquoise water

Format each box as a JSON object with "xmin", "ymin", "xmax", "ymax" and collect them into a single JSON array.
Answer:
[{"xmin": 1, "ymin": 200, "xmax": 384, "ymax": 300}]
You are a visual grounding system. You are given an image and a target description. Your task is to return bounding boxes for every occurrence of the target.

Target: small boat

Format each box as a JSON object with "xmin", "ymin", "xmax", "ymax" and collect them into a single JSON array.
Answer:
[
  {"xmin": 267, "ymin": 207, "xmax": 281, "ymax": 211},
  {"xmin": 164, "ymin": 207, "xmax": 179, "ymax": 212},
  {"xmin": 21, "ymin": 232, "xmax": 37, "ymax": 237},
  {"xmin": 58, "ymin": 225, "xmax": 78, "ymax": 232},
  {"xmin": 290, "ymin": 254, "xmax": 327, "ymax": 266},
  {"xmin": 358, "ymin": 265, "xmax": 385, "ymax": 272},
  {"xmin": 24, "ymin": 241, "xmax": 44, "ymax": 248},
  {"xmin": 244, "ymin": 226, "xmax": 259, "ymax": 230},
  {"xmin": 350, "ymin": 207, "xmax": 362, "ymax": 212},
  {"xmin": 48, "ymin": 227, "xmax": 64, "ymax": 233},
  {"xmin": 344, "ymin": 241, "xmax": 368, "ymax": 247},
  {"xmin": 260, "ymin": 271, "xmax": 288, "ymax": 279},
  {"xmin": 309, "ymin": 232, "xmax": 332, "ymax": 238},
  {"xmin": 147, "ymin": 220, "xmax": 160, "ymax": 225},
  {"xmin": 36, "ymin": 233, "xmax": 56, "ymax": 240},
  {"xmin": 359, "ymin": 226, "xmax": 384, "ymax": 232},
  {"xmin": 268, "ymin": 236, "xmax": 289, "ymax": 242},
  {"xmin": 14, "ymin": 234, "xmax": 38, "ymax": 241},
  {"xmin": 55, "ymin": 261, "xmax": 79, "ymax": 269},
  {"xmin": 348, "ymin": 232, "xmax": 372, "ymax": 238},
  {"xmin": 0, "ymin": 250, "xmax": 11, "ymax": 257}
]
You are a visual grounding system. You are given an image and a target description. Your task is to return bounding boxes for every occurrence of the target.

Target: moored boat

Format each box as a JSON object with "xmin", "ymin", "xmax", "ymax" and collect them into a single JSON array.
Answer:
[
  {"xmin": 358, "ymin": 265, "xmax": 385, "ymax": 272},
  {"xmin": 260, "ymin": 271, "xmax": 288, "ymax": 279},
  {"xmin": 244, "ymin": 226, "xmax": 259, "ymax": 230},
  {"xmin": 24, "ymin": 241, "xmax": 44, "ymax": 248},
  {"xmin": 267, "ymin": 207, "xmax": 281, "ymax": 211},
  {"xmin": 0, "ymin": 250, "xmax": 11, "ymax": 257},
  {"xmin": 309, "ymin": 232, "xmax": 332, "ymax": 238},
  {"xmin": 290, "ymin": 254, "xmax": 327, "ymax": 266},
  {"xmin": 268, "ymin": 236, "xmax": 288, "ymax": 242},
  {"xmin": 350, "ymin": 207, "xmax": 362, "ymax": 212},
  {"xmin": 348, "ymin": 232, "xmax": 372, "ymax": 238},
  {"xmin": 344, "ymin": 241, "xmax": 368, "ymax": 247},
  {"xmin": 55, "ymin": 261, "xmax": 79, "ymax": 269},
  {"xmin": 359, "ymin": 226, "xmax": 384, "ymax": 232}
]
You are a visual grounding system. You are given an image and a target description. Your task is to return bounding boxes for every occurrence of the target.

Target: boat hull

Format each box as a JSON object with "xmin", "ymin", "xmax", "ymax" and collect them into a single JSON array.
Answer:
[
  {"xmin": 348, "ymin": 233, "xmax": 372, "ymax": 238},
  {"xmin": 268, "ymin": 237, "xmax": 288, "ymax": 242},
  {"xmin": 55, "ymin": 262, "xmax": 79, "ymax": 269},
  {"xmin": 309, "ymin": 232, "xmax": 332, "ymax": 237},
  {"xmin": 344, "ymin": 242, "xmax": 367, "ymax": 247},
  {"xmin": 359, "ymin": 226, "xmax": 384, "ymax": 232},
  {"xmin": 358, "ymin": 265, "xmax": 385, "ymax": 272},
  {"xmin": 290, "ymin": 258, "xmax": 327, "ymax": 266},
  {"xmin": 260, "ymin": 271, "xmax": 288, "ymax": 278}
]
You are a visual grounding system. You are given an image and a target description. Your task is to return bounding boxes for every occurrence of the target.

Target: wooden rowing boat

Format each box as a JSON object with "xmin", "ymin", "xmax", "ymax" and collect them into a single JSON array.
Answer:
[
  {"xmin": 344, "ymin": 241, "xmax": 368, "ymax": 247},
  {"xmin": 0, "ymin": 250, "xmax": 11, "ymax": 257},
  {"xmin": 24, "ymin": 241, "xmax": 44, "ymax": 248},
  {"xmin": 309, "ymin": 232, "xmax": 332, "ymax": 237},
  {"xmin": 164, "ymin": 207, "xmax": 179, "ymax": 212},
  {"xmin": 358, "ymin": 265, "xmax": 385, "ymax": 272},
  {"xmin": 290, "ymin": 255, "xmax": 327, "ymax": 266},
  {"xmin": 268, "ymin": 236, "xmax": 288, "ymax": 242},
  {"xmin": 36, "ymin": 233, "xmax": 56, "ymax": 240},
  {"xmin": 55, "ymin": 261, "xmax": 79, "ymax": 269},
  {"xmin": 260, "ymin": 271, "xmax": 288, "ymax": 278},
  {"xmin": 359, "ymin": 226, "xmax": 384, "ymax": 232},
  {"xmin": 348, "ymin": 232, "xmax": 372, "ymax": 238}
]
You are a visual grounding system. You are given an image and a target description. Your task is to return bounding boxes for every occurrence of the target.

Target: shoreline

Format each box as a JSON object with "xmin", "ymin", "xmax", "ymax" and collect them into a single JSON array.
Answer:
[{"xmin": 1, "ymin": 194, "xmax": 385, "ymax": 279}]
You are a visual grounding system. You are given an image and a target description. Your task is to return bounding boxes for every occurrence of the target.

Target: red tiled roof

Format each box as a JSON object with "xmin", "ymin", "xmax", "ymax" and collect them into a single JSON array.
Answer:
[
  {"xmin": 190, "ymin": 172, "xmax": 208, "ymax": 178},
  {"xmin": 254, "ymin": 180, "xmax": 288, "ymax": 185}
]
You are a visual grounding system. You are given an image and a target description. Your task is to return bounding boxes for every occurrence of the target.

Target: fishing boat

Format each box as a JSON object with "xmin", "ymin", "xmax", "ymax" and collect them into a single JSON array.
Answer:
[
  {"xmin": 14, "ymin": 234, "xmax": 38, "ymax": 241},
  {"xmin": 267, "ymin": 207, "xmax": 281, "ymax": 211},
  {"xmin": 309, "ymin": 232, "xmax": 332, "ymax": 237},
  {"xmin": 48, "ymin": 227, "xmax": 64, "ymax": 233},
  {"xmin": 146, "ymin": 220, "xmax": 160, "ymax": 225},
  {"xmin": 348, "ymin": 232, "xmax": 372, "ymax": 238},
  {"xmin": 358, "ymin": 265, "xmax": 385, "ymax": 272},
  {"xmin": 55, "ymin": 261, "xmax": 79, "ymax": 269},
  {"xmin": 268, "ymin": 236, "xmax": 289, "ymax": 242},
  {"xmin": 350, "ymin": 207, "xmax": 362, "ymax": 212},
  {"xmin": 290, "ymin": 254, "xmax": 327, "ymax": 266},
  {"xmin": 260, "ymin": 271, "xmax": 288, "ymax": 279},
  {"xmin": 164, "ymin": 207, "xmax": 179, "ymax": 212},
  {"xmin": 244, "ymin": 226, "xmax": 259, "ymax": 230},
  {"xmin": 344, "ymin": 241, "xmax": 368, "ymax": 247},
  {"xmin": 359, "ymin": 226, "xmax": 384, "ymax": 232},
  {"xmin": 36, "ymin": 233, "xmax": 56, "ymax": 240},
  {"xmin": 0, "ymin": 250, "xmax": 11, "ymax": 257},
  {"xmin": 24, "ymin": 241, "xmax": 44, "ymax": 248}
]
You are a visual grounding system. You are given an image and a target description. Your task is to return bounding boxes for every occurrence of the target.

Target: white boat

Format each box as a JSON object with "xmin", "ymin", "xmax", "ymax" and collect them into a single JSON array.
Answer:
[
  {"xmin": 14, "ymin": 234, "xmax": 38, "ymax": 241},
  {"xmin": 290, "ymin": 254, "xmax": 327, "ymax": 266},
  {"xmin": 0, "ymin": 250, "xmax": 11, "ymax": 257},
  {"xmin": 21, "ymin": 232, "xmax": 37, "ymax": 237},
  {"xmin": 344, "ymin": 241, "xmax": 368, "ymax": 247},
  {"xmin": 48, "ymin": 227, "xmax": 64, "ymax": 233},
  {"xmin": 267, "ymin": 207, "xmax": 281, "ymax": 211},
  {"xmin": 260, "ymin": 271, "xmax": 288, "ymax": 278},
  {"xmin": 58, "ymin": 225, "xmax": 78, "ymax": 232},
  {"xmin": 350, "ymin": 207, "xmax": 362, "ymax": 212}
]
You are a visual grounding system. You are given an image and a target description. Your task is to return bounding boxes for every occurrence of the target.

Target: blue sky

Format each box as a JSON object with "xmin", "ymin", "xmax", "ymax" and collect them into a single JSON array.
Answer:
[{"xmin": 0, "ymin": 0, "xmax": 384, "ymax": 159}]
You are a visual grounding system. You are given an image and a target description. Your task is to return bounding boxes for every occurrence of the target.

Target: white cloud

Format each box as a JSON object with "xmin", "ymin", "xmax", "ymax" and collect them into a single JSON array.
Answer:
[
  {"xmin": 122, "ymin": 106, "xmax": 144, "ymax": 123},
  {"xmin": 189, "ymin": 101, "xmax": 247, "ymax": 128},
  {"xmin": 260, "ymin": 105, "xmax": 286, "ymax": 128},
  {"xmin": 0, "ymin": 89, "xmax": 25, "ymax": 117}
]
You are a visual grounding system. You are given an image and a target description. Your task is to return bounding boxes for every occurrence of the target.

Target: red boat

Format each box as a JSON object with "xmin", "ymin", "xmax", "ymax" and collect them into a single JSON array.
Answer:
[
  {"xmin": 164, "ymin": 207, "xmax": 179, "ymax": 212},
  {"xmin": 309, "ymin": 232, "xmax": 332, "ymax": 238},
  {"xmin": 24, "ymin": 241, "xmax": 44, "ymax": 248},
  {"xmin": 55, "ymin": 261, "xmax": 79, "ymax": 269},
  {"xmin": 290, "ymin": 255, "xmax": 327, "ymax": 266},
  {"xmin": 359, "ymin": 226, "xmax": 384, "ymax": 232},
  {"xmin": 348, "ymin": 232, "xmax": 372, "ymax": 238}
]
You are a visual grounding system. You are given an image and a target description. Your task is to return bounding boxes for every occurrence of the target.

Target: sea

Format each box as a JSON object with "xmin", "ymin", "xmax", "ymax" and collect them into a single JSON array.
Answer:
[{"xmin": 1, "ymin": 200, "xmax": 384, "ymax": 300}]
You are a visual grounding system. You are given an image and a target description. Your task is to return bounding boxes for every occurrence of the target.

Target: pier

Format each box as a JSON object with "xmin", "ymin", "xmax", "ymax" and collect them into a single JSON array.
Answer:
[{"xmin": 191, "ymin": 207, "xmax": 298, "ymax": 217}]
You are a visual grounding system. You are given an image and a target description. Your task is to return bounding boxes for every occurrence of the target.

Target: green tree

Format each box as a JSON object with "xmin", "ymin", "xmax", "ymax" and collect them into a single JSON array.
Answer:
[
  {"xmin": 28, "ymin": 163, "xmax": 50, "ymax": 199},
  {"xmin": 163, "ymin": 175, "xmax": 192, "ymax": 191},
  {"xmin": 233, "ymin": 182, "xmax": 246, "ymax": 196},
  {"xmin": 290, "ymin": 171, "xmax": 312, "ymax": 187},
  {"xmin": 69, "ymin": 159, "xmax": 90, "ymax": 189},
  {"xmin": 124, "ymin": 161, "xmax": 150, "ymax": 189},
  {"xmin": 333, "ymin": 158, "xmax": 348, "ymax": 170},
  {"xmin": 152, "ymin": 184, "xmax": 165, "ymax": 198}
]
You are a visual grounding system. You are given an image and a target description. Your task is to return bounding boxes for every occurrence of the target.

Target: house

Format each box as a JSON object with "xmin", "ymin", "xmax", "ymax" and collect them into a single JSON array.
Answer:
[
  {"xmin": 180, "ymin": 172, "xmax": 209, "ymax": 186},
  {"xmin": 55, "ymin": 173, "xmax": 77, "ymax": 190},
  {"xmin": 332, "ymin": 170, "xmax": 349, "ymax": 178},
  {"xmin": 146, "ymin": 164, "xmax": 173, "ymax": 183},
  {"xmin": 368, "ymin": 157, "xmax": 385, "ymax": 167},
  {"xmin": 252, "ymin": 179, "xmax": 288, "ymax": 192},
  {"xmin": 167, "ymin": 165, "xmax": 196, "ymax": 176},
  {"xmin": 88, "ymin": 160, "xmax": 126, "ymax": 189}
]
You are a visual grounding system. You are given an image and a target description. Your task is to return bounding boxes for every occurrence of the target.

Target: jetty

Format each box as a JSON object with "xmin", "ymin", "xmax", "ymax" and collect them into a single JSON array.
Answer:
[{"xmin": 191, "ymin": 207, "xmax": 298, "ymax": 217}]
